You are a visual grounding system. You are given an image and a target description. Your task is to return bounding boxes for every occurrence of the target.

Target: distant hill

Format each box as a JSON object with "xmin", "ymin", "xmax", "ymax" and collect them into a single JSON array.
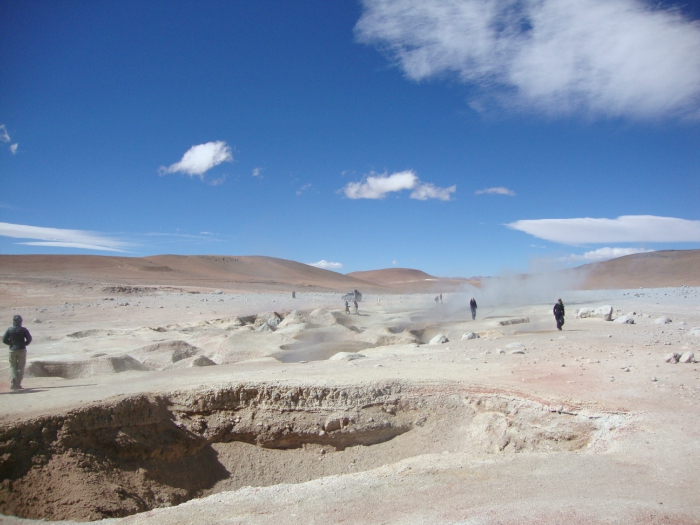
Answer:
[
  {"xmin": 347, "ymin": 268, "xmax": 480, "ymax": 293},
  {"xmin": 571, "ymin": 249, "xmax": 700, "ymax": 289},
  {"xmin": 0, "ymin": 254, "xmax": 384, "ymax": 293}
]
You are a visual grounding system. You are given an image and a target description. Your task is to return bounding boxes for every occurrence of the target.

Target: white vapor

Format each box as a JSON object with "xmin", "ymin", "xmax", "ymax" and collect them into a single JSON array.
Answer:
[
  {"xmin": 475, "ymin": 186, "xmax": 515, "ymax": 196},
  {"xmin": 356, "ymin": 0, "xmax": 700, "ymax": 119},
  {"xmin": 308, "ymin": 260, "xmax": 344, "ymax": 270},
  {"xmin": 343, "ymin": 170, "xmax": 455, "ymax": 200},
  {"xmin": 0, "ymin": 222, "xmax": 129, "ymax": 252},
  {"xmin": 252, "ymin": 167, "xmax": 263, "ymax": 178},
  {"xmin": 9, "ymin": 143, "xmax": 18, "ymax": 155},
  {"xmin": 508, "ymin": 215, "xmax": 700, "ymax": 244},
  {"xmin": 560, "ymin": 247, "xmax": 655, "ymax": 262},
  {"xmin": 0, "ymin": 125, "xmax": 9, "ymax": 143},
  {"xmin": 159, "ymin": 141, "xmax": 233, "ymax": 178}
]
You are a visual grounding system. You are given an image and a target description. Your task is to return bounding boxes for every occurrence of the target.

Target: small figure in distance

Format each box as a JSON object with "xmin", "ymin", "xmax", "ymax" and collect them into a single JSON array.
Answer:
[
  {"xmin": 439, "ymin": 293, "xmax": 443, "ymax": 304},
  {"xmin": 353, "ymin": 300, "xmax": 359, "ymax": 315},
  {"xmin": 345, "ymin": 299, "xmax": 350, "ymax": 314},
  {"xmin": 553, "ymin": 298, "xmax": 565, "ymax": 331},
  {"xmin": 3, "ymin": 315, "xmax": 32, "ymax": 390},
  {"xmin": 434, "ymin": 296, "xmax": 439, "ymax": 307},
  {"xmin": 470, "ymin": 297, "xmax": 477, "ymax": 320}
]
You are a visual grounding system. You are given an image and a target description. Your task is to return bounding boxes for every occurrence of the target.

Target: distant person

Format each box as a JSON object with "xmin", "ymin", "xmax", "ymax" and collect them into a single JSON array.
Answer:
[
  {"xmin": 3, "ymin": 315, "xmax": 32, "ymax": 390},
  {"xmin": 434, "ymin": 296, "xmax": 439, "ymax": 307},
  {"xmin": 345, "ymin": 300, "xmax": 350, "ymax": 314},
  {"xmin": 470, "ymin": 297, "xmax": 477, "ymax": 320},
  {"xmin": 353, "ymin": 300, "xmax": 359, "ymax": 315},
  {"xmin": 292, "ymin": 291, "xmax": 296, "ymax": 299},
  {"xmin": 553, "ymin": 299, "xmax": 565, "ymax": 330},
  {"xmin": 439, "ymin": 293, "xmax": 443, "ymax": 304}
]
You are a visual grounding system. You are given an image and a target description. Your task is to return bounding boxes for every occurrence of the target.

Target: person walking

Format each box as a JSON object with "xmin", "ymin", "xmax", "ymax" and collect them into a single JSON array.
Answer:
[
  {"xmin": 345, "ymin": 300, "xmax": 350, "ymax": 314},
  {"xmin": 439, "ymin": 293, "xmax": 443, "ymax": 304},
  {"xmin": 3, "ymin": 315, "xmax": 32, "ymax": 390},
  {"xmin": 434, "ymin": 296, "xmax": 439, "ymax": 307},
  {"xmin": 470, "ymin": 297, "xmax": 477, "ymax": 320},
  {"xmin": 553, "ymin": 299, "xmax": 565, "ymax": 331},
  {"xmin": 353, "ymin": 300, "xmax": 359, "ymax": 315}
]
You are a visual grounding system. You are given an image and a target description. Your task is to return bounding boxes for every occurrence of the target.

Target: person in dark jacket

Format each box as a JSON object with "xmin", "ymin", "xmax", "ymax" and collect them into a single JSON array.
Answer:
[
  {"xmin": 3, "ymin": 315, "xmax": 32, "ymax": 390},
  {"xmin": 470, "ymin": 298, "xmax": 477, "ymax": 320},
  {"xmin": 553, "ymin": 299, "xmax": 565, "ymax": 331}
]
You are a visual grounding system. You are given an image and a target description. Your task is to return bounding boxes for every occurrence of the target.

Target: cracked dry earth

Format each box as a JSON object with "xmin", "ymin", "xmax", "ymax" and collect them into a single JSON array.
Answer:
[{"xmin": 0, "ymin": 284, "xmax": 699, "ymax": 524}]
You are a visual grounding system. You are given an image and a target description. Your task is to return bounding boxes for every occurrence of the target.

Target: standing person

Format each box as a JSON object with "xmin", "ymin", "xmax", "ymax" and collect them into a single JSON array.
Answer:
[
  {"xmin": 3, "ymin": 315, "xmax": 32, "ymax": 390},
  {"xmin": 353, "ymin": 300, "xmax": 359, "ymax": 315},
  {"xmin": 434, "ymin": 296, "xmax": 439, "ymax": 307},
  {"xmin": 553, "ymin": 299, "xmax": 565, "ymax": 331},
  {"xmin": 345, "ymin": 300, "xmax": 350, "ymax": 314},
  {"xmin": 439, "ymin": 293, "xmax": 443, "ymax": 304},
  {"xmin": 470, "ymin": 297, "xmax": 477, "ymax": 320}
]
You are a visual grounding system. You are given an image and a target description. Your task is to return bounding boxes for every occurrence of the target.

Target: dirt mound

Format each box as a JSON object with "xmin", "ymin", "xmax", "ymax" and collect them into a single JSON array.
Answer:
[
  {"xmin": 25, "ymin": 355, "xmax": 149, "ymax": 379},
  {"xmin": 129, "ymin": 340, "xmax": 200, "ymax": 370}
]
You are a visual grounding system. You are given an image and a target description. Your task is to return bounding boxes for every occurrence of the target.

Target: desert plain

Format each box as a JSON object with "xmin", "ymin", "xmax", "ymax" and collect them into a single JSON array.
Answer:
[{"xmin": 0, "ymin": 252, "xmax": 699, "ymax": 524}]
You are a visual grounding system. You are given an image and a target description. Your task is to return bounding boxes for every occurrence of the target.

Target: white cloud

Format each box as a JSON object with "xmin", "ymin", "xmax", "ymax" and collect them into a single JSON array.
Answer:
[
  {"xmin": 392, "ymin": 260, "xmax": 398, "ymax": 265},
  {"xmin": 356, "ymin": 0, "xmax": 700, "ymax": 119},
  {"xmin": 208, "ymin": 174, "xmax": 226, "ymax": 187},
  {"xmin": 308, "ymin": 260, "xmax": 344, "ymax": 269},
  {"xmin": 410, "ymin": 182, "xmax": 456, "ymax": 201},
  {"xmin": 9, "ymin": 143, "xmax": 18, "ymax": 155},
  {"xmin": 475, "ymin": 186, "xmax": 515, "ymax": 196},
  {"xmin": 159, "ymin": 141, "xmax": 233, "ymax": 178},
  {"xmin": 560, "ymin": 247, "xmax": 654, "ymax": 262},
  {"xmin": 0, "ymin": 125, "xmax": 10, "ymax": 143},
  {"xmin": 252, "ymin": 167, "xmax": 263, "ymax": 178},
  {"xmin": 0, "ymin": 222, "xmax": 129, "ymax": 252},
  {"xmin": 296, "ymin": 183, "xmax": 312, "ymax": 196},
  {"xmin": 507, "ymin": 215, "xmax": 700, "ymax": 244},
  {"xmin": 343, "ymin": 170, "xmax": 455, "ymax": 200}
]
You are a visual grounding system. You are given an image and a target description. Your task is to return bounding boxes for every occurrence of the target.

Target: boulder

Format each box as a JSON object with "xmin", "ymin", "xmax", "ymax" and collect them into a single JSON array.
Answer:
[
  {"xmin": 679, "ymin": 351, "xmax": 695, "ymax": 364},
  {"xmin": 614, "ymin": 316, "xmax": 635, "ymax": 324},
  {"xmin": 429, "ymin": 334, "xmax": 449, "ymax": 344},
  {"xmin": 254, "ymin": 312, "xmax": 282, "ymax": 328},
  {"xmin": 655, "ymin": 317, "xmax": 672, "ymax": 325},
  {"xmin": 461, "ymin": 332, "xmax": 479, "ymax": 340},
  {"xmin": 665, "ymin": 352, "xmax": 680, "ymax": 364},
  {"xmin": 329, "ymin": 352, "xmax": 366, "ymax": 361},
  {"xmin": 255, "ymin": 321, "xmax": 275, "ymax": 332},
  {"xmin": 577, "ymin": 306, "xmax": 613, "ymax": 321}
]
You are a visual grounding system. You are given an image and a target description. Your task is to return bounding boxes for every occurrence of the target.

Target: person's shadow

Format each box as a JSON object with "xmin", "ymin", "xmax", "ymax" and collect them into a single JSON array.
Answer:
[{"xmin": 0, "ymin": 384, "xmax": 97, "ymax": 395}]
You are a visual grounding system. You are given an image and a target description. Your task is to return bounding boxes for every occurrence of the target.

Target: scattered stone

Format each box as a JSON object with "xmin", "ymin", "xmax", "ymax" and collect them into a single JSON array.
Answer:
[
  {"xmin": 651, "ymin": 377, "xmax": 658, "ymax": 382},
  {"xmin": 576, "ymin": 305, "xmax": 613, "ymax": 321},
  {"xmin": 679, "ymin": 351, "xmax": 695, "ymax": 364},
  {"xmin": 614, "ymin": 316, "xmax": 635, "ymax": 324},
  {"xmin": 510, "ymin": 349, "xmax": 525, "ymax": 355},
  {"xmin": 461, "ymin": 332, "xmax": 479, "ymax": 340},
  {"xmin": 32, "ymin": 318, "xmax": 42, "ymax": 323},
  {"xmin": 213, "ymin": 290, "xmax": 223, "ymax": 295},
  {"xmin": 665, "ymin": 353, "xmax": 680, "ymax": 364},
  {"xmin": 330, "ymin": 352, "xmax": 366, "ymax": 361},
  {"xmin": 255, "ymin": 321, "xmax": 275, "ymax": 332},
  {"xmin": 429, "ymin": 334, "xmax": 449, "ymax": 344},
  {"xmin": 654, "ymin": 317, "xmax": 672, "ymax": 325},
  {"xmin": 497, "ymin": 349, "xmax": 506, "ymax": 354},
  {"xmin": 499, "ymin": 317, "xmax": 530, "ymax": 326},
  {"xmin": 191, "ymin": 355, "xmax": 216, "ymax": 367}
]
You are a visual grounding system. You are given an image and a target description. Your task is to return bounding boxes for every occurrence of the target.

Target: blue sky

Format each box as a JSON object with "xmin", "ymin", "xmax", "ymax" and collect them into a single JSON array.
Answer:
[{"xmin": 1, "ymin": 0, "xmax": 699, "ymax": 277}]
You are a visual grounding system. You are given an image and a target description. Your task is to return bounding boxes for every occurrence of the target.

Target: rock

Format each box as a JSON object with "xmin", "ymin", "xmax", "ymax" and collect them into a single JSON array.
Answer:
[
  {"xmin": 330, "ymin": 352, "xmax": 366, "ymax": 361},
  {"xmin": 651, "ymin": 377, "xmax": 658, "ymax": 382},
  {"xmin": 255, "ymin": 321, "xmax": 275, "ymax": 332},
  {"xmin": 191, "ymin": 355, "xmax": 216, "ymax": 367},
  {"xmin": 509, "ymin": 349, "xmax": 525, "ymax": 355},
  {"xmin": 497, "ymin": 349, "xmax": 506, "ymax": 354},
  {"xmin": 461, "ymin": 332, "xmax": 479, "ymax": 340},
  {"xmin": 506, "ymin": 342, "xmax": 524, "ymax": 348},
  {"xmin": 499, "ymin": 317, "xmax": 530, "ymax": 326},
  {"xmin": 429, "ymin": 334, "xmax": 449, "ymax": 344},
  {"xmin": 32, "ymin": 318, "xmax": 42, "ymax": 323},
  {"xmin": 685, "ymin": 328, "xmax": 700, "ymax": 337},
  {"xmin": 654, "ymin": 317, "xmax": 672, "ymax": 325},
  {"xmin": 577, "ymin": 305, "xmax": 613, "ymax": 321},
  {"xmin": 254, "ymin": 312, "xmax": 282, "ymax": 328},
  {"xmin": 614, "ymin": 315, "xmax": 635, "ymax": 324},
  {"xmin": 324, "ymin": 416, "xmax": 349, "ymax": 432},
  {"xmin": 213, "ymin": 290, "xmax": 223, "ymax": 295},
  {"xmin": 664, "ymin": 352, "xmax": 680, "ymax": 363},
  {"xmin": 679, "ymin": 351, "xmax": 695, "ymax": 364},
  {"xmin": 278, "ymin": 310, "xmax": 307, "ymax": 327}
]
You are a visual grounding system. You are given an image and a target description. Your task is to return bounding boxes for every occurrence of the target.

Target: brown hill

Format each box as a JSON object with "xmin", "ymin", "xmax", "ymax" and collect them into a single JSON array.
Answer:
[
  {"xmin": 347, "ymin": 268, "xmax": 480, "ymax": 293},
  {"xmin": 0, "ymin": 254, "xmax": 383, "ymax": 293},
  {"xmin": 572, "ymin": 249, "xmax": 700, "ymax": 289}
]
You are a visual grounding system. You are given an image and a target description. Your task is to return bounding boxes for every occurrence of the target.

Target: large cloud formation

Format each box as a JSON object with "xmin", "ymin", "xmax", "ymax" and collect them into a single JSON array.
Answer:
[
  {"xmin": 356, "ymin": 0, "xmax": 700, "ymax": 119},
  {"xmin": 343, "ymin": 170, "xmax": 456, "ymax": 200},
  {"xmin": 160, "ymin": 141, "xmax": 233, "ymax": 178},
  {"xmin": 508, "ymin": 215, "xmax": 700, "ymax": 244},
  {"xmin": 0, "ymin": 222, "xmax": 129, "ymax": 252}
]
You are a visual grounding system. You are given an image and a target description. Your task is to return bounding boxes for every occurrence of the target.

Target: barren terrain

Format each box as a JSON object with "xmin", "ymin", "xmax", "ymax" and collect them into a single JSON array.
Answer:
[{"xmin": 0, "ymin": 253, "xmax": 699, "ymax": 524}]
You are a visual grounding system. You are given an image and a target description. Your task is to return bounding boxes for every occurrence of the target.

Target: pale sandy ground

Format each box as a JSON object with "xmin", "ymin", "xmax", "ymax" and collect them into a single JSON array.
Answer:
[{"xmin": 0, "ymin": 279, "xmax": 699, "ymax": 524}]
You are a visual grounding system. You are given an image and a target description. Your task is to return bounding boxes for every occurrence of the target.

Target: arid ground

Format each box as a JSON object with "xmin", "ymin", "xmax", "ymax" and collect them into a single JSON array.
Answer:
[{"xmin": 0, "ymin": 253, "xmax": 699, "ymax": 524}]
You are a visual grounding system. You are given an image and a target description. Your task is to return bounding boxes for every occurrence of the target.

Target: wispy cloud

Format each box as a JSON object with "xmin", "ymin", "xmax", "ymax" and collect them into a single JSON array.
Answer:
[
  {"xmin": 296, "ymin": 183, "xmax": 312, "ymax": 196},
  {"xmin": 356, "ymin": 0, "xmax": 700, "ymax": 119},
  {"xmin": 208, "ymin": 174, "xmax": 226, "ymax": 187},
  {"xmin": 475, "ymin": 186, "xmax": 515, "ymax": 196},
  {"xmin": 0, "ymin": 125, "xmax": 9, "ymax": 143},
  {"xmin": 0, "ymin": 222, "xmax": 129, "ymax": 252},
  {"xmin": 252, "ymin": 167, "xmax": 263, "ymax": 178},
  {"xmin": 343, "ymin": 170, "xmax": 455, "ymax": 201},
  {"xmin": 308, "ymin": 260, "xmax": 343, "ymax": 270},
  {"xmin": 159, "ymin": 141, "xmax": 233, "ymax": 178},
  {"xmin": 559, "ymin": 247, "xmax": 654, "ymax": 262},
  {"xmin": 508, "ymin": 215, "xmax": 700, "ymax": 244},
  {"xmin": 9, "ymin": 143, "xmax": 18, "ymax": 155}
]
